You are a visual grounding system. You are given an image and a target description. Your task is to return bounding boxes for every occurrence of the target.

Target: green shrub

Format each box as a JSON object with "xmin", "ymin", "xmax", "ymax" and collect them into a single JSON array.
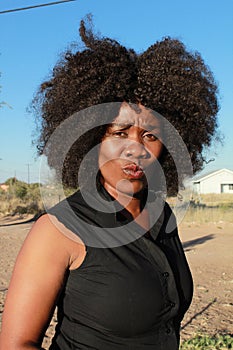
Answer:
[
  {"xmin": 13, "ymin": 205, "xmax": 28, "ymax": 215},
  {"xmin": 180, "ymin": 334, "xmax": 233, "ymax": 349},
  {"xmin": 15, "ymin": 184, "xmax": 28, "ymax": 199}
]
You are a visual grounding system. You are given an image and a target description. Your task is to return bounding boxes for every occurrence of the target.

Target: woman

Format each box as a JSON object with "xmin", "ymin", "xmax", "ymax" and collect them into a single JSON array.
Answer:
[{"xmin": 0, "ymin": 18, "xmax": 219, "ymax": 349}]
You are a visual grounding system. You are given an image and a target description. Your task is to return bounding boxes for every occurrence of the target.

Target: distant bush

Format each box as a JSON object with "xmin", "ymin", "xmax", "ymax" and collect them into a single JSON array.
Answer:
[
  {"xmin": 13, "ymin": 205, "xmax": 29, "ymax": 215},
  {"xmin": 0, "ymin": 178, "xmax": 76, "ymax": 217},
  {"xmin": 15, "ymin": 183, "xmax": 28, "ymax": 199},
  {"xmin": 0, "ymin": 178, "xmax": 44, "ymax": 216}
]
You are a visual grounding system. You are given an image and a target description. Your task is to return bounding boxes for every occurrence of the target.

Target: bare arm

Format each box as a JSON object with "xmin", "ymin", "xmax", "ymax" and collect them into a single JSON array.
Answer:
[{"xmin": 0, "ymin": 214, "xmax": 85, "ymax": 350}]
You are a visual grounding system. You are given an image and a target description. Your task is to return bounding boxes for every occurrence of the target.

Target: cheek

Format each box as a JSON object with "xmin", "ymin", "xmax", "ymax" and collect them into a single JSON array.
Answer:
[
  {"xmin": 149, "ymin": 142, "xmax": 163, "ymax": 159},
  {"xmin": 99, "ymin": 156, "xmax": 124, "ymax": 188},
  {"xmin": 145, "ymin": 143, "xmax": 163, "ymax": 178},
  {"xmin": 98, "ymin": 141, "xmax": 123, "ymax": 168},
  {"xmin": 98, "ymin": 142, "xmax": 125, "ymax": 187}
]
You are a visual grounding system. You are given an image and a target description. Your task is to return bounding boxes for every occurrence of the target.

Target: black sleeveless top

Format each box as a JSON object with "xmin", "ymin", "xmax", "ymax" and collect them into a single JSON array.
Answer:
[{"xmin": 48, "ymin": 185, "xmax": 193, "ymax": 350}]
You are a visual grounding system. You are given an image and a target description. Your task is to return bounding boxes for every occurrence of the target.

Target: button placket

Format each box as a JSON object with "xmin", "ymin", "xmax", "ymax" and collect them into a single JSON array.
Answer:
[{"xmin": 162, "ymin": 271, "xmax": 176, "ymax": 313}]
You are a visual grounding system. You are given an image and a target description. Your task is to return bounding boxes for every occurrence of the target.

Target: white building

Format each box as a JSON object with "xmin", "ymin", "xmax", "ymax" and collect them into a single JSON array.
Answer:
[{"xmin": 192, "ymin": 168, "xmax": 233, "ymax": 194}]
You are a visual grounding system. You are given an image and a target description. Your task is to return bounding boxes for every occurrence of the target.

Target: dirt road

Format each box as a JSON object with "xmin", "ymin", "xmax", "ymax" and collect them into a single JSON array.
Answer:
[{"xmin": 0, "ymin": 216, "xmax": 232, "ymax": 348}]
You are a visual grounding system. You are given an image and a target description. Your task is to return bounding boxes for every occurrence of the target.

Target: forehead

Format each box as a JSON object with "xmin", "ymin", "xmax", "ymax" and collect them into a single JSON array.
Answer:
[{"xmin": 112, "ymin": 103, "xmax": 161, "ymax": 129}]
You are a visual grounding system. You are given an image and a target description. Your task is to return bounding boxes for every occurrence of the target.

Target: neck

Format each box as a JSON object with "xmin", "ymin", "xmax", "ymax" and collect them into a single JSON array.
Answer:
[
  {"xmin": 101, "ymin": 180, "xmax": 150, "ymax": 231},
  {"xmin": 101, "ymin": 180, "xmax": 146, "ymax": 219}
]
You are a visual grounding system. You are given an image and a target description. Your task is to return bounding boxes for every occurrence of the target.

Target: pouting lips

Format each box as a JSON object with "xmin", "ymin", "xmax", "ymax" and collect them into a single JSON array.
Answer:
[{"xmin": 122, "ymin": 164, "xmax": 145, "ymax": 179}]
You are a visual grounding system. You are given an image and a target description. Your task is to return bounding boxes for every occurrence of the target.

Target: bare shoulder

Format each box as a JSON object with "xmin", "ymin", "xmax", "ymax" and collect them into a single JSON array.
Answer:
[{"xmin": 23, "ymin": 213, "xmax": 86, "ymax": 270}]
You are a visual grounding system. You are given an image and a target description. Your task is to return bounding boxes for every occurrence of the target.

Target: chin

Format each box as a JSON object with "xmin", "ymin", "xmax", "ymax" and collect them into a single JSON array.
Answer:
[{"xmin": 117, "ymin": 180, "xmax": 145, "ymax": 196}]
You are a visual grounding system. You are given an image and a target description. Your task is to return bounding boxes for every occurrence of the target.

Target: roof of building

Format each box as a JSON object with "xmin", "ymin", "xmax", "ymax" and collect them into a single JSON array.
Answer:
[{"xmin": 192, "ymin": 168, "xmax": 233, "ymax": 183}]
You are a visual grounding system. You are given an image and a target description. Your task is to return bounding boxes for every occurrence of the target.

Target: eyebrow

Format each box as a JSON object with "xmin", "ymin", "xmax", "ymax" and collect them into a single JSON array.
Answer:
[{"xmin": 109, "ymin": 123, "xmax": 161, "ymax": 131}]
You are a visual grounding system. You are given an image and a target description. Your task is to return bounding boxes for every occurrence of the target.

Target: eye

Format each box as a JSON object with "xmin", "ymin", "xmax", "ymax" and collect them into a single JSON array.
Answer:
[
  {"xmin": 112, "ymin": 131, "xmax": 128, "ymax": 138},
  {"xmin": 143, "ymin": 133, "xmax": 158, "ymax": 141}
]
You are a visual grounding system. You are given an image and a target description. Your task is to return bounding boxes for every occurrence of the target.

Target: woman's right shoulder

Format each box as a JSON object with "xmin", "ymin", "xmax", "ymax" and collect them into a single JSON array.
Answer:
[{"xmin": 26, "ymin": 213, "xmax": 86, "ymax": 270}]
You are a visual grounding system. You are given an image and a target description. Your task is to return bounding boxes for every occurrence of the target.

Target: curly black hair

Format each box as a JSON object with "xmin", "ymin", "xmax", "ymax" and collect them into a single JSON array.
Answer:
[{"xmin": 32, "ymin": 16, "xmax": 219, "ymax": 196}]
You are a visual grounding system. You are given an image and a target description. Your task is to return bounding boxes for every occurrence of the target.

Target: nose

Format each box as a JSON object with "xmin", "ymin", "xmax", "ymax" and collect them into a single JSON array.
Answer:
[{"xmin": 124, "ymin": 140, "xmax": 148, "ymax": 159}]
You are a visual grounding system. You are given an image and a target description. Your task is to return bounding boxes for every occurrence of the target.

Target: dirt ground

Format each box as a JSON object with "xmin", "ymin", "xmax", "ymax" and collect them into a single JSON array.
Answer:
[{"xmin": 0, "ymin": 215, "xmax": 232, "ymax": 348}]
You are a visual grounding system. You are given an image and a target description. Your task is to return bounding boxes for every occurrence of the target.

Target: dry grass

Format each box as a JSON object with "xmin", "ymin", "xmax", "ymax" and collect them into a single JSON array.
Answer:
[
  {"xmin": 191, "ymin": 193, "xmax": 233, "ymax": 207},
  {"xmin": 182, "ymin": 206, "xmax": 233, "ymax": 224},
  {"xmin": 168, "ymin": 193, "xmax": 233, "ymax": 224}
]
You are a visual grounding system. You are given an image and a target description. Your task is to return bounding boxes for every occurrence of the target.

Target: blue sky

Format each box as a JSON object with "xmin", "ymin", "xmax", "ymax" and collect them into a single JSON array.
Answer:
[{"xmin": 0, "ymin": 0, "xmax": 232, "ymax": 183}]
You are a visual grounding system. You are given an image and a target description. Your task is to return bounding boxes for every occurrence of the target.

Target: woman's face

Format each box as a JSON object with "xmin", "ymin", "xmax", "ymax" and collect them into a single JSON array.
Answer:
[{"xmin": 98, "ymin": 103, "xmax": 163, "ymax": 197}]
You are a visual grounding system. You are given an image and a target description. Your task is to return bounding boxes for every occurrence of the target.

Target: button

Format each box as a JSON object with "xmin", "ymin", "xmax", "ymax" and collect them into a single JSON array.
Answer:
[
  {"xmin": 165, "ymin": 301, "xmax": 176, "ymax": 308},
  {"xmin": 166, "ymin": 327, "xmax": 171, "ymax": 334},
  {"xmin": 162, "ymin": 272, "xmax": 169, "ymax": 278}
]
